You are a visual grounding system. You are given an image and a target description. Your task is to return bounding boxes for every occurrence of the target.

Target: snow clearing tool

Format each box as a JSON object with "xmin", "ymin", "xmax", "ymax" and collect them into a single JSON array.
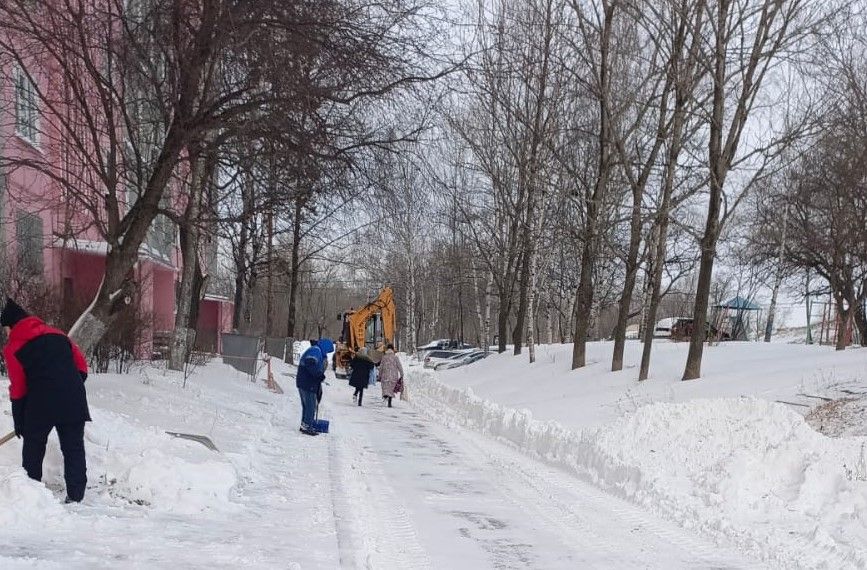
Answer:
[
  {"xmin": 166, "ymin": 432, "xmax": 219, "ymax": 451},
  {"xmin": 0, "ymin": 430, "xmax": 16, "ymax": 447}
]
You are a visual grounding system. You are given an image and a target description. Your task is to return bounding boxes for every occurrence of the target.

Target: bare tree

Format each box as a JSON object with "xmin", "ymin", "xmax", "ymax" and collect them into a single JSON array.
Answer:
[
  {"xmin": 638, "ymin": 0, "xmax": 709, "ymax": 381},
  {"xmin": 682, "ymin": 0, "xmax": 823, "ymax": 380},
  {"xmin": 565, "ymin": 0, "xmax": 620, "ymax": 369},
  {"xmin": 0, "ymin": 0, "xmax": 448, "ymax": 352}
]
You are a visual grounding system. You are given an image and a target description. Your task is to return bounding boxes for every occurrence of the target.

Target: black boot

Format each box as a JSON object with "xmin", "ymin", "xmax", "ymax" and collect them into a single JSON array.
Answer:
[{"xmin": 388, "ymin": 397, "xmax": 392, "ymax": 408}]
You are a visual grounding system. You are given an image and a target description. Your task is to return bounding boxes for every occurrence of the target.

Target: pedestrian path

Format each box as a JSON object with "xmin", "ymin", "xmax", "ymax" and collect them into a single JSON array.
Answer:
[{"xmin": 322, "ymin": 385, "xmax": 761, "ymax": 569}]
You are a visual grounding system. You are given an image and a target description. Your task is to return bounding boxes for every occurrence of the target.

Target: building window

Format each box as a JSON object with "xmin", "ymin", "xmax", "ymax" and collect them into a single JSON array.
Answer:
[
  {"xmin": 16, "ymin": 212, "xmax": 43, "ymax": 276},
  {"xmin": 14, "ymin": 66, "xmax": 39, "ymax": 145}
]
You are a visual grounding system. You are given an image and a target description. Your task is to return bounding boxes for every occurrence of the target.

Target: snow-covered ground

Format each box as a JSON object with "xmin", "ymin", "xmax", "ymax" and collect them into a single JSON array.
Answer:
[
  {"xmin": 1, "ymin": 340, "xmax": 864, "ymax": 568},
  {"xmin": 0, "ymin": 361, "xmax": 338, "ymax": 568},
  {"xmin": 420, "ymin": 340, "xmax": 867, "ymax": 568},
  {"xmin": 0, "ymin": 349, "xmax": 759, "ymax": 569}
]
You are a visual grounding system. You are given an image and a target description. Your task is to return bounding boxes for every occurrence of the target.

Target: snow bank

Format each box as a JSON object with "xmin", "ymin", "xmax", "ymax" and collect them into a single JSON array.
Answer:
[
  {"xmin": 86, "ymin": 409, "xmax": 237, "ymax": 513},
  {"xmin": 0, "ymin": 467, "xmax": 68, "ymax": 526},
  {"xmin": 408, "ymin": 368, "xmax": 867, "ymax": 568}
]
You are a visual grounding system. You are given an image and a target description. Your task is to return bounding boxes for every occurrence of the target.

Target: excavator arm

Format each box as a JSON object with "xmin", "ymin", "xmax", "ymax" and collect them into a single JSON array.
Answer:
[
  {"xmin": 335, "ymin": 287, "xmax": 396, "ymax": 377},
  {"xmin": 346, "ymin": 287, "xmax": 395, "ymax": 349}
]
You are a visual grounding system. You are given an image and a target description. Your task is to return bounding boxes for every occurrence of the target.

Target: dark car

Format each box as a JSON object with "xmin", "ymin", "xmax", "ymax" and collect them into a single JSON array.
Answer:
[
  {"xmin": 670, "ymin": 318, "xmax": 730, "ymax": 341},
  {"xmin": 423, "ymin": 349, "xmax": 473, "ymax": 368},
  {"xmin": 434, "ymin": 350, "xmax": 490, "ymax": 370}
]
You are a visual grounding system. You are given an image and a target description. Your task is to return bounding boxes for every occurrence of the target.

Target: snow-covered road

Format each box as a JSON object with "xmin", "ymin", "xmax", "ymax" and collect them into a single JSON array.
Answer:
[
  {"xmin": 323, "ymin": 386, "xmax": 759, "ymax": 569},
  {"xmin": 1, "ymin": 360, "xmax": 766, "ymax": 568}
]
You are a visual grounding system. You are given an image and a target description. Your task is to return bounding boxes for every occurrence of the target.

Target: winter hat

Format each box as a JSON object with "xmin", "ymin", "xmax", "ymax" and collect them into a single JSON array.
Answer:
[
  {"xmin": 0, "ymin": 298, "xmax": 29, "ymax": 328},
  {"xmin": 317, "ymin": 338, "xmax": 335, "ymax": 355}
]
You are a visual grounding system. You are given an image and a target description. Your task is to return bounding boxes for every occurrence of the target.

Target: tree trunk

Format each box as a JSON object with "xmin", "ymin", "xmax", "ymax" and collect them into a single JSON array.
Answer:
[
  {"xmin": 571, "ymin": 253, "xmax": 594, "ymax": 368},
  {"xmin": 527, "ymin": 245, "xmax": 539, "ymax": 363},
  {"xmin": 545, "ymin": 301, "xmax": 553, "ymax": 345},
  {"xmin": 265, "ymin": 209, "xmax": 274, "ymax": 337},
  {"xmin": 286, "ymin": 197, "xmax": 304, "ymax": 339},
  {"xmin": 497, "ymin": 286, "xmax": 510, "ymax": 353},
  {"xmin": 471, "ymin": 258, "xmax": 485, "ymax": 348},
  {"xmin": 244, "ymin": 271, "xmax": 257, "ymax": 330},
  {"xmin": 69, "ymin": 127, "xmax": 187, "ymax": 352},
  {"xmin": 408, "ymin": 252, "xmax": 418, "ymax": 350},
  {"xmin": 639, "ymin": 115, "xmax": 685, "ymax": 380},
  {"xmin": 188, "ymin": 262, "xmax": 206, "ymax": 332},
  {"xmin": 482, "ymin": 270, "xmax": 493, "ymax": 352},
  {"xmin": 834, "ymin": 297, "xmax": 850, "ymax": 351},
  {"xmin": 611, "ymin": 186, "xmax": 642, "ymax": 371},
  {"xmin": 683, "ymin": 222, "xmax": 720, "ymax": 380},
  {"xmin": 232, "ymin": 271, "xmax": 246, "ymax": 330},
  {"xmin": 683, "ymin": 0, "xmax": 727, "ymax": 382},
  {"xmin": 805, "ymin": 269, "xmax": 813, "ymax": 344},
  {"xmin": 854, "ymin": 296, "xmax": 867, "ymax": 346},
  {"xmin": 564, "ymin": 290, "xmax": 575, "ymax": 343},
  {"xmin": 513, "ymin": 248, "xmax": 530, "ymax": 355},
  {"xmin": 854, "ymin": 281, "xmax": 867, "ymax": 345},
  {"xmin": 572, "ymin": 2, "xmax": 614, "ymax": 370},
  {"xmin": 639, "ymin": 218, "xmax": 671, "ymax": 381},
  {"xmin": 169, "ymin": 145, "xmax": 210, "ymax": 371},
  {"xmin": 231, "ymin": 173, "xmax": 255, "ymax": 330},
  {"xmin": 764, "ymin": 206, "xmax": 789, "ymax": 342}
]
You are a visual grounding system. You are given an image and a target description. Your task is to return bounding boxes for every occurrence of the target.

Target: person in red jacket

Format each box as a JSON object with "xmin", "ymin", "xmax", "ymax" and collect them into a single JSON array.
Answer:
[{"xmin": 2, "ymin": 298, "xmax": 90, "ymax": 503}]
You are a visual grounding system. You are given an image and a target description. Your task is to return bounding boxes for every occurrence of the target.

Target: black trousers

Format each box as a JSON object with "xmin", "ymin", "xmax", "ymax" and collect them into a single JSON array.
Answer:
[
  {"xmin": 22, "ymin": 422, "xmax": 87, "ymax": 501},
  {"xmin": 354, "ymin": 387, "xmax": 364, "ymax": 406}
]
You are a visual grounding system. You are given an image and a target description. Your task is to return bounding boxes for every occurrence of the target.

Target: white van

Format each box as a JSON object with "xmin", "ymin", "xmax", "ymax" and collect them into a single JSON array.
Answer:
[{"xmin": 654, "ymin": 317, "xmax": 681, "ymax": 337}]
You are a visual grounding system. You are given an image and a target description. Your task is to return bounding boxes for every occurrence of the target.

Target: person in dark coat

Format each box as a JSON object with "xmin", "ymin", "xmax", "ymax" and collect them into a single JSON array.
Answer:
[
  {"xmin": 1, "ymin": 298, "xmax": 90, "ymax": 503},
  {"xmin": 296, "ymin": 340, "xmax": 325, "ymax": 436},
  {"xmin": 348, "ymin": 347, "xmax": 374, "ymax": 407}
]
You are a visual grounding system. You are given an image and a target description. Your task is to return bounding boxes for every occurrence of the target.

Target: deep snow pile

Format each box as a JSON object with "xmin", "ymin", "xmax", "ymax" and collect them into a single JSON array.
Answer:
[
  {"xmin": 0, "ymin": 360, "xmax": 336, "ymax": 568},
  {"xmin": 86, "ymin": 408, "xmax": 237, "ymax": 513},
  {"xmin": 429, "ymin": 341, "xmax": 867, "ymax": 429},
  {"xmin": 407, "ymin": 342, "xmax": 867, "ymax": 569},
  {"xmin": 0, "ymin": 374, "xmax": 238, "ymax": 519}
]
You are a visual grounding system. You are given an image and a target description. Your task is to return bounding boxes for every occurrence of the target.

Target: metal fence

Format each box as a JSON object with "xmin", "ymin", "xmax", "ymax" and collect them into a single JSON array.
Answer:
[
  {"xmin": 264, "ymin": 337, "xmax": 287, "ymax": 360},
  {"xmin": 221, "ymin": 333, "xmax": 261, "ymax": 375}
]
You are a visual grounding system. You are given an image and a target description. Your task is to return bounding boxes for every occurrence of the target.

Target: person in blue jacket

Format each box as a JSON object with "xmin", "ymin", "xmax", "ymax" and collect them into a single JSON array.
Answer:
[{"xmin": 296, "ymin": 340, "xmax": 326, "ymax": 436}]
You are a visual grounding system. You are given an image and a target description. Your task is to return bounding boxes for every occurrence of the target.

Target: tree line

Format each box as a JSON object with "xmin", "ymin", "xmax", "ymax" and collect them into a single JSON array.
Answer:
[{"xmin": 1, "ymin": 0, "xmax": 864, "ymax": 381}]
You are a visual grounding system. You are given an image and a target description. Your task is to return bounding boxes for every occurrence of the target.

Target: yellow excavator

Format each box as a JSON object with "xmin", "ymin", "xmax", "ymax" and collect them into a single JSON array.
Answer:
[{"xmin": 334, "ymin": 287, "xmax": 396, "ymax": 378}]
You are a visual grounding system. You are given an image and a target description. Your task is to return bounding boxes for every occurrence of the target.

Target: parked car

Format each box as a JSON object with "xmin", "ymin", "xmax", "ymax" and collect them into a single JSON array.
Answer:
[
  {"xmin": 654, "ymin": 317, "xmax": 685, "ymax": 338},
  {"xmin": 423, "ymin": 349, "xmax": 473, "ymax": 369},
  {"xmin": 417, "ymin": 339, "xmax": 451, "ymax": 351},
  {"xmin": 434, "ymin": 350, "xmax": 489, "ymax": 370},
  {"xmin": 417, "ymin": 339, "xmax": 475, "ymax": 351},
  {"xmin": 669, "ymin": 318, "xmax": 730, "ymax": 341}
]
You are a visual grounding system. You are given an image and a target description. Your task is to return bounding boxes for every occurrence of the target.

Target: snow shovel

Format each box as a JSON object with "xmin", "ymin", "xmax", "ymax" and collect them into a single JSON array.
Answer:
[
  {"xmin": 166, "ymin": 431, "xmax": 219, "ymax": 452},
  {"xmin": 312, "ymin": 388, "xmax": 330, "ymax": 434},
  {"xmin": 0, "ymin": 430, "xmax": 16, "ymax": 447}
]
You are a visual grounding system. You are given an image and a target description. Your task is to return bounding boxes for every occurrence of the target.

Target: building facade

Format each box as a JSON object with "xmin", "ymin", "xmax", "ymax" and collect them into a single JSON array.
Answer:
[{"xmin": 0, "ymin": 41, "xmax": 232, "ymax": 357}]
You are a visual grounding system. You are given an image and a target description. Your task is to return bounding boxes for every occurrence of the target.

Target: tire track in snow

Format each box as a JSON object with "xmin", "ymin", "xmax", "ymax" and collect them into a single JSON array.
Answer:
[
  {"xmin": 451, "ymin": 426, "xmax": 764, "ymax": 569},
  {"xmin": 328, "ymin": 432, "xmax": 360, "ymax": 569},
  {"xmin": 326, "ymin": 399, "xmax": 431, "ymax": 570},
  {"xmin": 407, "ymin": 374, "xmax": 764, "ymax": 569}
]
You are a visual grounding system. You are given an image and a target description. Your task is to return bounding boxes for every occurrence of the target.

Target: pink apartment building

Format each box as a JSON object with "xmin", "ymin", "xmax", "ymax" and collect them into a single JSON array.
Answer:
[{"xmin": 0, "ymin": 44, "xmax": 233, "ymax": 357}]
